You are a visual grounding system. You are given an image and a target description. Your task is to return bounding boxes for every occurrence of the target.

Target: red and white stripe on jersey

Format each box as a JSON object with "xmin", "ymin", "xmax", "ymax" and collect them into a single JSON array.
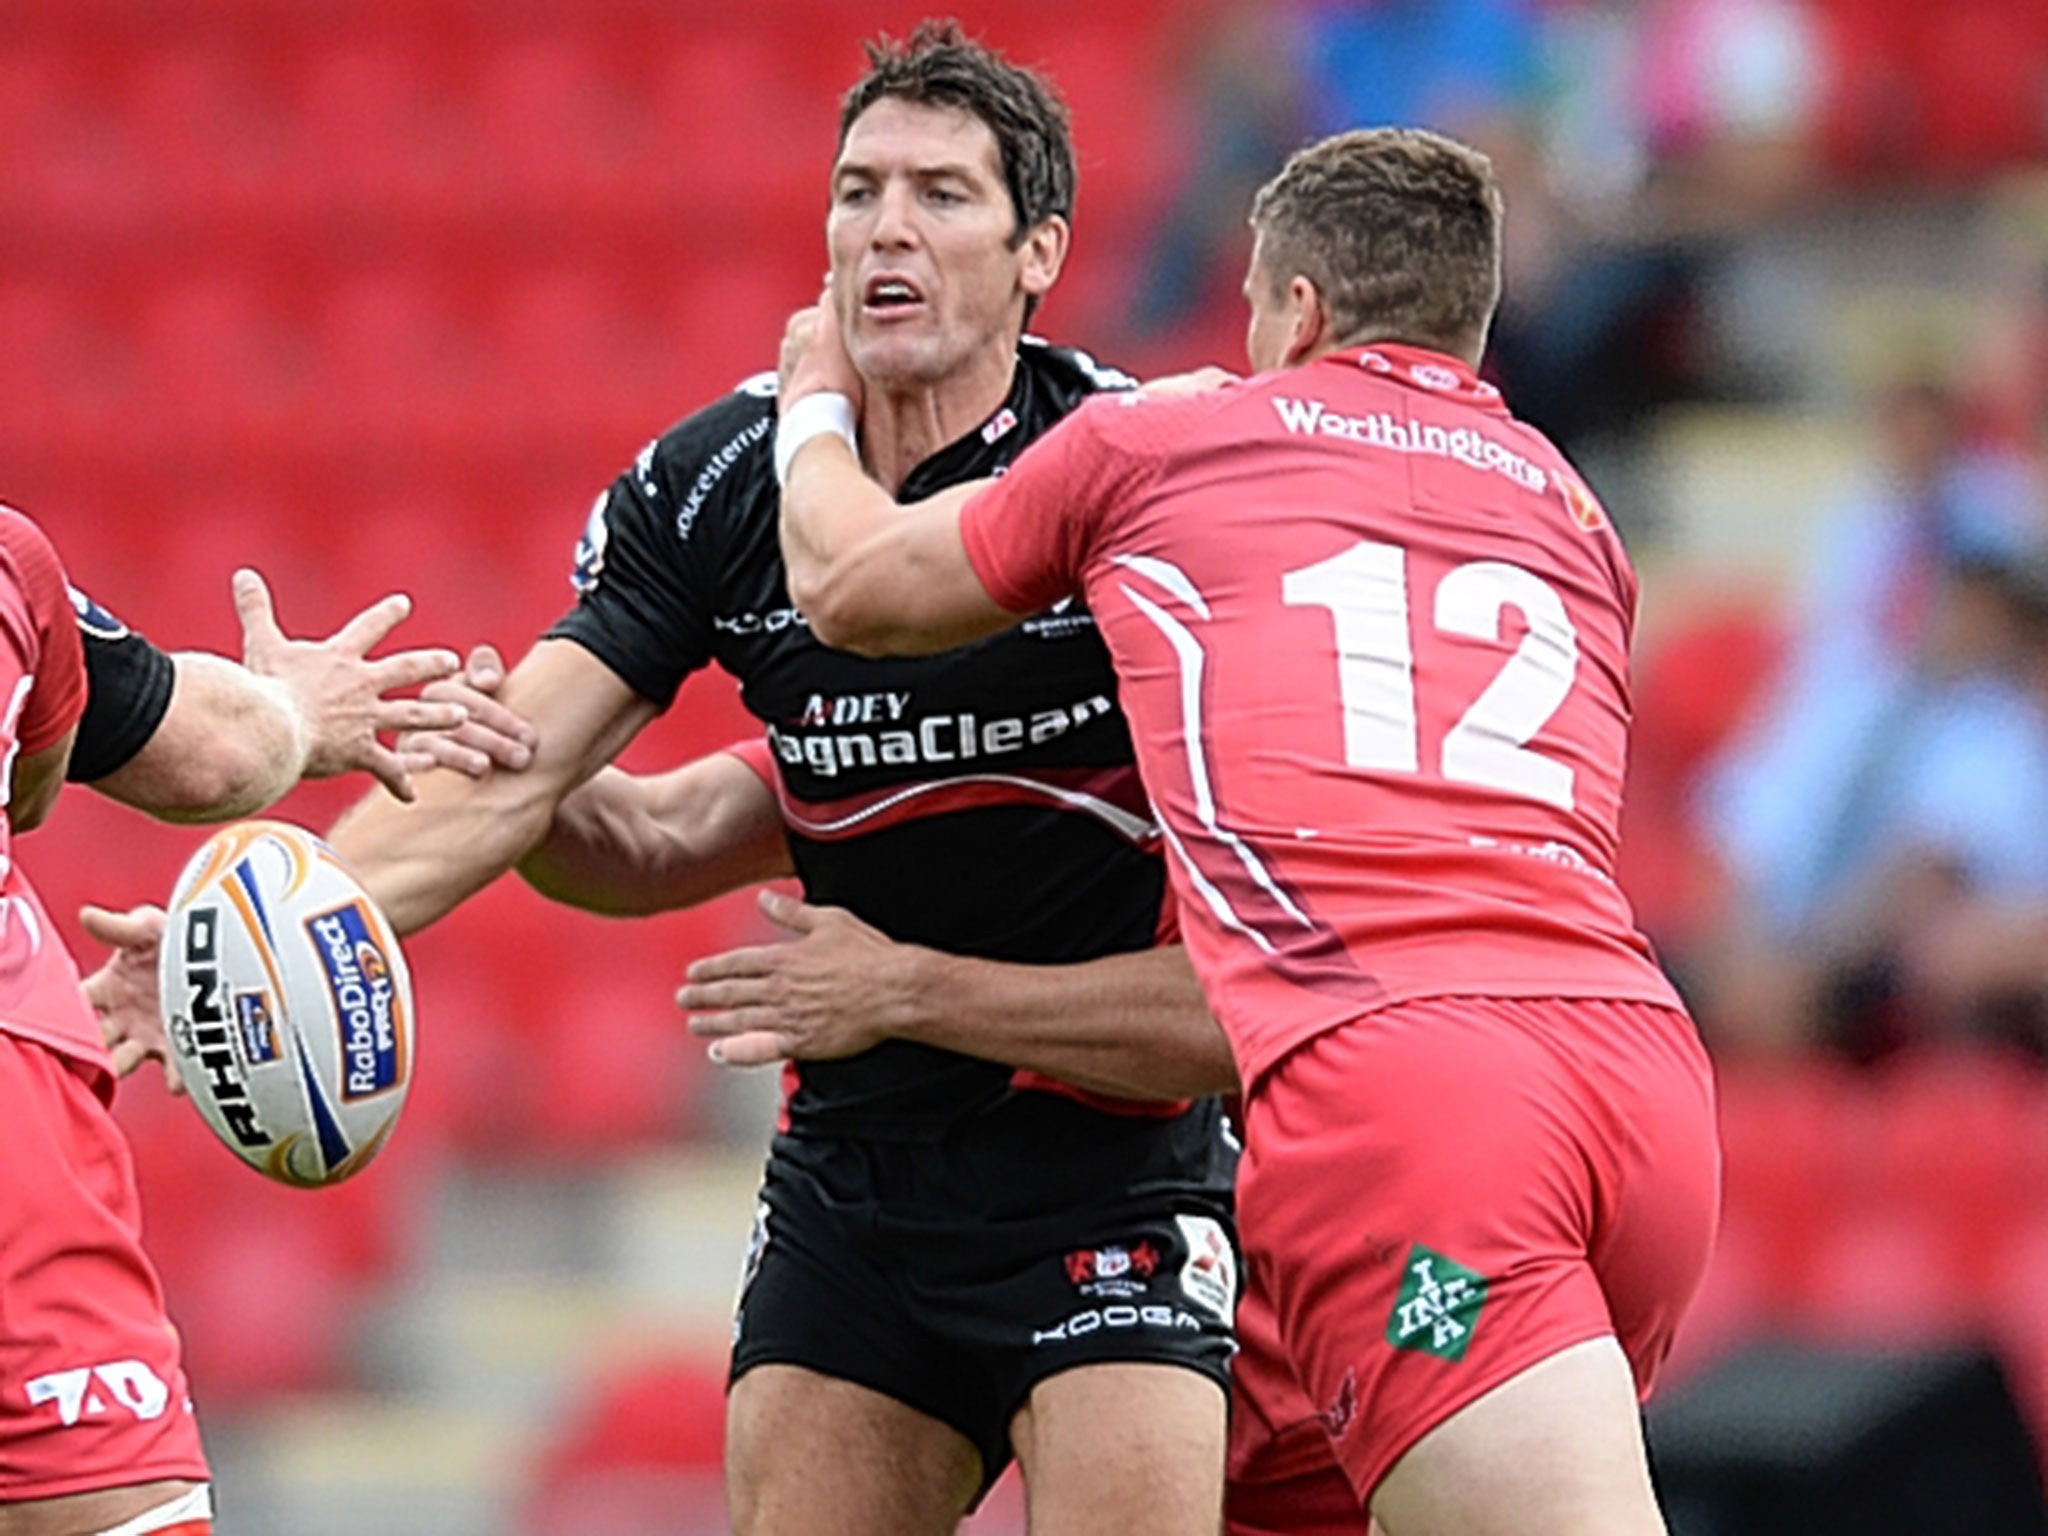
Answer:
[{"xmin": 727, "ymin": 736, "xmax": 1157, "ymax": 846}]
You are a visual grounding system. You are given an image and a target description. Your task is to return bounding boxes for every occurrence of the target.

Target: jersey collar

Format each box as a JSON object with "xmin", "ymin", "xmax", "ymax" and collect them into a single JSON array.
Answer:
[
  {"xmin": 1328, "ymin": 344, "xmax": 1507, "ymax": 415},
  {"xmin": 897, "ymin": 357, "xmax": 1036, "ymax": 503}
]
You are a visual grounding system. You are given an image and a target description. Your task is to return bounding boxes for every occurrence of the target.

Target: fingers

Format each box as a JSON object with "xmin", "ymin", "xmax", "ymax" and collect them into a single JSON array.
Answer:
[
  {"xmin": 757, "ymin": 889, "xmax": 821, "ymax": 934},
  {"xmin": 331, "ymin": 591, "xmax": 415, "ymax": 655},
  {"xmin": 706, "ymin": 1029, "xmax": 793, "ymax": 1069},
  {"xmin": 231, "ymin": 568, "xmax": 286, "ymax": 656},
  {"xmin": 80, "ymin": 903, "xmax": 166, "ymax": 949},
  {"xmin": 676, "ymin": 976, "xmax": 775, "ymax": 1015},
  {"xmin": 373, "ymin": 698, "xmax": 468, "ymax": 736},
  {"xmin": 367, "ymin": 647, "xmax": 463, "ymax": 693},
  {"xmin": 360, "ymin": 744, "xmax": 417, "ymax": 803},
  {"xmin": 464, "ymin": 643, "xmax": 508, "ymax": 690},
  {"xmin": 408, "ymin": 735, "xmax": 493, "ymax": 779},
  {"xmin": 420, "ymin": 685, "xmax": 536, "ymax": 760},
  {"xmin": 685, "ymin": 944, "xmax": 782, "ymax": 984},
  {"xmin": 106, "ymin": 1038, "xmax": 186, "ymax": 1096}
]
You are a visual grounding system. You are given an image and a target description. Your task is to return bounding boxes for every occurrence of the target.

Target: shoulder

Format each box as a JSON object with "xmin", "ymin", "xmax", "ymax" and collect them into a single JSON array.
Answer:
[
  {"xmin": 0, "ymin": 503, "xmax": 59, "ymax": 571},
  {"xmin": 1068, "ymin": 375, "xmax": 1246, "ymax": 460},
  {"xmin": 1019, "ymin": 336, "xmax": 1140, "ymax": 406},
  {"xmin": 0, "ymin": 503, "xmax": 71, "ymax": 622},
  {"xmin": 642, "ymin": 372, "xmax": 781, "ymax": 491},
  {"xmin": 580, "ymin": 377, "xmax": 779, "ymax": 584}
]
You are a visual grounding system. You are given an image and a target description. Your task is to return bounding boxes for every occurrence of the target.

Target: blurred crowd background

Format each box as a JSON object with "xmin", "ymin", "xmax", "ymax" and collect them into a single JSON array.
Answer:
[{"xmin": 7, "ymin": 0, "xmax": 2048, "ymax": 1531}]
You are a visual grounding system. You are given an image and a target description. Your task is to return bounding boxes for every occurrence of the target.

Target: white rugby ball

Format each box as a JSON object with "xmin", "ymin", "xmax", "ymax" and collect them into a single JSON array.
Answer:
[{"xmin": 158, "ymin": 820, "xmax": 414, "ymax": 1188}]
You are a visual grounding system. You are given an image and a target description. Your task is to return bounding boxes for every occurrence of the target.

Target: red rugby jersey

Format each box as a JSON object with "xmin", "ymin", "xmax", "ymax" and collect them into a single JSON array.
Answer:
[
  {"xmin": 959, "ymin": 345, "xmax": 1682, "ymax": 1088},
  {"xmin": 0, "ymin": 505, "xmax": 102, "ymax": 1072}
]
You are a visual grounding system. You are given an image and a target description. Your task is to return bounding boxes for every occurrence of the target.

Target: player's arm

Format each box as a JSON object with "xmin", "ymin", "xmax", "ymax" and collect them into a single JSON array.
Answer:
[
  {"xmin": 780, "ymin": 443, "xmax": 1013, "ymax": 657},
  {"xmin": 776, "ymin": 300, "xmax": 1025, "ymax": 656},
  {"xmin": 87, "ymin": 571, "xmax": 470, "ymax": 821},
  {"xmin": 683, "ymin": 891, "xmax": 1237, "ymax": 1099},
  {"xmin": 518, "ymin": 751, "xmax": 794, "ymax": 916},
  {"xmin": 11, "ymin": 728, "xmax": 77, "ymax": 832},
  {"xmin": 327, "ymin": 638, "xmax": 657, "ymax": 935}
]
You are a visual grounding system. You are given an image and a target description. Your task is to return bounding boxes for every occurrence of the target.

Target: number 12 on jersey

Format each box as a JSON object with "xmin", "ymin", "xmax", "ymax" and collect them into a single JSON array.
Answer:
[{"xmin": 1282, "ymin": 539, "xmax": 1579, "ymax": 811}]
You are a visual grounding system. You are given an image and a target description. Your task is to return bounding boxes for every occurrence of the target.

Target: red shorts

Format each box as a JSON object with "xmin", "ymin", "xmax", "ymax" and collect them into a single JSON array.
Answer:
[
  {"xmin": 1227, "ymin": 995, "xmax": 1718, "ymax": 1523},
  {"xmin": 0, "ymin": 1033, "xmax": 209, "ymax": 1499}
]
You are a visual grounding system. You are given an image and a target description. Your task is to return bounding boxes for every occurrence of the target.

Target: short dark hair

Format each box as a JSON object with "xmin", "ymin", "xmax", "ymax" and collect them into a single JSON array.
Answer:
[
  {"xmin": 1250, "ymin": 127, "xmax": 1504, "ymax": 357},
  {"xmin": 839, "ymin": 18, "xmax": 1076, "ymax": 248}
]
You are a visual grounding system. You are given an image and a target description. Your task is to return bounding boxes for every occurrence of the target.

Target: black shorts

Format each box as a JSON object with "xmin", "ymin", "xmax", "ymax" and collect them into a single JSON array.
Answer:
[{"xmin": 729, "ymin": 1091, "xmax": 1240, "ymax": 1498}]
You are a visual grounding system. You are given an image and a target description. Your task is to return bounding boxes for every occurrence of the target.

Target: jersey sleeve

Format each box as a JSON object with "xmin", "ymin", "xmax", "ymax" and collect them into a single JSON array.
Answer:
[
  {"xmin": 0, "ymin": 509, "xmax": 87, "ymax": 753},
  {"xmin": 959, "ymin": 396, "xmax": 1154, "ymax": 616},
  {"xmin": 68, "ymin": 592, "xmax": 175, "ymax": 782},
  {"xmin": 546, "ymin": 434, "xmax": 727, "ymax": 709}
]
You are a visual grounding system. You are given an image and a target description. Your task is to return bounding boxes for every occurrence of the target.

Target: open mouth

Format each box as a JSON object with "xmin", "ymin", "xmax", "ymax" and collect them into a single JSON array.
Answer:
[{"xmin": 862, "ymin": 274, "xmax": 927, "ymax": 315}]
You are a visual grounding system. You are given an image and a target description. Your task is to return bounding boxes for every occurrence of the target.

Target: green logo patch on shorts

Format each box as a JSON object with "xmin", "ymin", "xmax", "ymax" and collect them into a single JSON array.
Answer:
[{"xmin": 1385, "ymin": 1244, "xmax": 1488, "ymax": 1361}]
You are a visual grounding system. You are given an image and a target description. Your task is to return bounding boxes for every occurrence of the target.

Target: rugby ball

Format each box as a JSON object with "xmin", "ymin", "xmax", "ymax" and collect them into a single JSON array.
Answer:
[{"xmin": 158, "ymin": 820, "xmax": 413, "ymax": 1188}]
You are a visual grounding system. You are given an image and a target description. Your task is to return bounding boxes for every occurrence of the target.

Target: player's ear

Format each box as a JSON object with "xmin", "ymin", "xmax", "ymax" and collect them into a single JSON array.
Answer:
[
  {"xmin": 1018, "ymin": 215, "xmax": 1070, "ymax": 301},
  {"xmin": 1282, "ymin": 275, "xmax": 1331, "ymax": 366}
]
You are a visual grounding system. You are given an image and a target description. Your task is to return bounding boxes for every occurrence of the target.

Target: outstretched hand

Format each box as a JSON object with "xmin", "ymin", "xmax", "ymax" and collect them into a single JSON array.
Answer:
[
  {"xmin": 234, "ymin": 568, "xmax": 465, "ymax": 802},
  {"xmin": 681, "ymin": 889, "xmax": 917, "ymax": 1067},
  {"xmin": 79, "ymin": 904, "xmax": 181, "ymax": 1094},
  {"xmin": 394, "ymin": 643, "xmax": 539, "ymax": 779}
]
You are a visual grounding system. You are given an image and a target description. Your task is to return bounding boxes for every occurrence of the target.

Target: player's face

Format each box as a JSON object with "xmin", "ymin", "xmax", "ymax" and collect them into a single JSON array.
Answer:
[{"xmin": 828, "ymin": 97, "xmax": 1064, "ymax": 389}]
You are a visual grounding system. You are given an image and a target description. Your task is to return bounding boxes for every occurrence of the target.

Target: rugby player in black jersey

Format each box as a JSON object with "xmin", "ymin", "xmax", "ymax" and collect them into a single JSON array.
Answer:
[{"xmin": 99, "ymin": 24, "xmax": 1241, "ymax": 1535}]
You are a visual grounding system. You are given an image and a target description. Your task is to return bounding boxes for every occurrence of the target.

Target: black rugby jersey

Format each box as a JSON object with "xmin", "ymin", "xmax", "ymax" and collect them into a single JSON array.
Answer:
[
  {"xmin": 550, "ymin": 339, "xmax": 1181, "ymax": 1140},
  {"xmin": 70, "ymin": 588, "xmax": 174, "ymax": 783}
]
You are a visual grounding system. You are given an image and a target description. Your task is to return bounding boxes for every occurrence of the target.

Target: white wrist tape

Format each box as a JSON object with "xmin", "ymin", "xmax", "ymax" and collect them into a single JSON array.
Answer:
[{"xmin": 774, "ymin": 392, "xmax": 857, "ymax": 489}]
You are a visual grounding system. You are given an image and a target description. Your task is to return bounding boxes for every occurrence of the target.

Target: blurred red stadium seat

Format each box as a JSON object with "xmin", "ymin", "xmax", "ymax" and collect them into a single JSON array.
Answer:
[{"xmin": 523, "ymin": 1350, "xmax": 727, "ymax": 1535}]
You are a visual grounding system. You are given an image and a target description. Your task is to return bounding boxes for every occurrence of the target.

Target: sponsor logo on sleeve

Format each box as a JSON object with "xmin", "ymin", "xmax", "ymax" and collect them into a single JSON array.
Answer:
[
  {"xmin": 677, "ymin": 416, "xmax": 772, "ymax": 542},
  {"xmin": 306, "ymin": 902, "xmax": 407, "ymax": 1101},
  {"xmin": 67, "ymin": 585, "xmax": 131, "ymax": 641}
]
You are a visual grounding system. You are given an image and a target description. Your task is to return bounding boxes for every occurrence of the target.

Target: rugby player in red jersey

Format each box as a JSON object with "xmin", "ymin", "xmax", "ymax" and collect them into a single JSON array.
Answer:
[{"xmin": 774, "ymin": 127, "xmax": 1720, "ymax": 1536}]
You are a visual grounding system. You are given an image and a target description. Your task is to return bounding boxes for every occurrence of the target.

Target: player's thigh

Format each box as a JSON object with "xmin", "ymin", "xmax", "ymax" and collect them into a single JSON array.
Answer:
[
  {"xmin": 727, "ymin": 1364, "xmax": 980, "ymax": 1536},
  {"xmin": 1009, "ymin": 1362, "xmax": 1225, "ymax": 1536},
  {"xmin": 1369, "ymin": 1337, "xmax": 1664, "ymax": 1536},
  {"xmin": 0, "ymin": 1478, "xmax": 204, "ymax": 1536}
]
